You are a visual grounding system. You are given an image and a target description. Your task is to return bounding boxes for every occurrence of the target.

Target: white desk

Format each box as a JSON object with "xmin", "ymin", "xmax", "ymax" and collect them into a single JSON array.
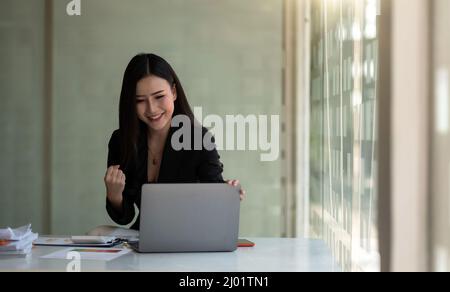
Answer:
[{"xmin": 0, "ymin": 238, "xmax": 339, "ymax": 272}]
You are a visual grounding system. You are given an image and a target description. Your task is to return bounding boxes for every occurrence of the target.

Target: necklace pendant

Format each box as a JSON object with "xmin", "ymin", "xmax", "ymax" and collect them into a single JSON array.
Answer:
[{"xmin": 152, "ymin": 159, "xmax": 157, "ymax": 165}]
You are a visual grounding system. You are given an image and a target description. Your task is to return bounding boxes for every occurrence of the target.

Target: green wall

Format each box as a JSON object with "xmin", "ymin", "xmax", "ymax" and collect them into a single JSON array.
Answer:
[
  {"xmin": 0, "ymin": 0, "xmax": 46, "ymax": 233},
  {"xmin": 1, "ymin": 0, "xmax": 283, "ymax": 237}
]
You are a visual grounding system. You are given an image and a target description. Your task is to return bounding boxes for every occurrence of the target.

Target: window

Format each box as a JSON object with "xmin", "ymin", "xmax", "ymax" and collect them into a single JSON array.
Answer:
[{"xmin": 309, "ymin": 0, "xmax": 379, "ymax": 271}]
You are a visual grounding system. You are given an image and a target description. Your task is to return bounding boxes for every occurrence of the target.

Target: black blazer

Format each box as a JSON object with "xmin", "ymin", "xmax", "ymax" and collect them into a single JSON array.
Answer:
[{"xmin": 106, "ymin": 126, "xmax": 225, "ymax": 230}]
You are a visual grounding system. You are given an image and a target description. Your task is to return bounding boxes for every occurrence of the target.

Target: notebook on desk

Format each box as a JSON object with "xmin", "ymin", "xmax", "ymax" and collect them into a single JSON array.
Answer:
[
  {"xmin": 238, "ymin": 239, "xmax": 255, "ymax": 247},
  {"xmin": 34, "ymin": 236, "xmax": 126, "ymax": 248}
]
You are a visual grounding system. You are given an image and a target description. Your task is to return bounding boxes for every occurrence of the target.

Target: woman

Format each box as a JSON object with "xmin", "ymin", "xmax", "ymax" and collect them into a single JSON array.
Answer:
[{"xmin": 104, "ymin": 53, "xmax": 245, "ymax": 230}]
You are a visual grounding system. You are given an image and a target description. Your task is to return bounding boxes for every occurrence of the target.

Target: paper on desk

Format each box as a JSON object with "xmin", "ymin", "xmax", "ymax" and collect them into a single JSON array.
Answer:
[
  {"xmin": 0, "ymin": 224, "xmax": 32, "ymax": 241},
  {"xmin": 87, "ymin": 226, "xmax": 139, "ymax": 242},
  {"xmin": 34, "ymin": 236, "xmax": 121, "ymax": 247},
  {"xmin": 0, "ymin": 232, "xmax": 38, "ymax": 251},
  {"xmin": 0, "ymin": 246, "xmax": 32, "ymax": 256},
  {"xmin": 34, "ymin": 237, "xmax": 73, "ymax": 246},
  {"xmin": 41, "ymin": 247, "xmax": 131, "ymax": 261}
]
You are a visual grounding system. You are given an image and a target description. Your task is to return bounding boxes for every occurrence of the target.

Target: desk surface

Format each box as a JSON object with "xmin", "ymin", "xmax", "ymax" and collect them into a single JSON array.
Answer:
[{"xmin": 0, "ymin": 238, "xmax": 339, "ymax": 272}]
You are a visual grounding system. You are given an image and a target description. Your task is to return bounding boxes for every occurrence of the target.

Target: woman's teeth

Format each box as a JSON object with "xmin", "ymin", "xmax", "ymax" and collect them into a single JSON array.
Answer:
[{"xmin": 149, "ymin": 113, "xmax": 164, "ymax": 121}]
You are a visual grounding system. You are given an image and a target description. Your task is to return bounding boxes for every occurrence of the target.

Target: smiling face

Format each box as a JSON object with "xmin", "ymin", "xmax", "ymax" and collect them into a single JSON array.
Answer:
[{"xmin": 135, "ymin": 75, "xmax": 177, "ymax": 133}]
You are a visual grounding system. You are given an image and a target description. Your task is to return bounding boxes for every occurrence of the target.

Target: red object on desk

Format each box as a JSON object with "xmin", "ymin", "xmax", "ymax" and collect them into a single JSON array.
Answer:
[{"xmin": 238, "ymin": 239, "xmax": 255, "ymax": 247}]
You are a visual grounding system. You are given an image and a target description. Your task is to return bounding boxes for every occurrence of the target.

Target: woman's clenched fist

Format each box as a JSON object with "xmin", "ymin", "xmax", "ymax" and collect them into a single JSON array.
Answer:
[{"xmin": 104, "ymin": 165, "xmax": 126, "ymax": 208}]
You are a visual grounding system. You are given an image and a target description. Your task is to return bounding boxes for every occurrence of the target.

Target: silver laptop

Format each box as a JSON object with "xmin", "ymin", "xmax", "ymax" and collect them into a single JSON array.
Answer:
[{"xmin": 133, "ymin": 183, "xmax": 240, "ymax": 253}]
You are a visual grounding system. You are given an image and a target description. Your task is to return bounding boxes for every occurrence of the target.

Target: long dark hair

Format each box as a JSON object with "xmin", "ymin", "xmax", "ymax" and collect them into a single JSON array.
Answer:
[{"xmin": 118, "ymin": 53, "xmax": 195, "ymax": 169}]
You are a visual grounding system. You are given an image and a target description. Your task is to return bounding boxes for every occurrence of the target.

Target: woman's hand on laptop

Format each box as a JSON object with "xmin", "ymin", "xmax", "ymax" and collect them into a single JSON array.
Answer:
[
  {"xmin": 104, "ymin": 165, "xmax": 126, "ymax": 209},
  {"xmin": 226, "ymin": 180, "xmax": 245, "ymax": 201}
]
